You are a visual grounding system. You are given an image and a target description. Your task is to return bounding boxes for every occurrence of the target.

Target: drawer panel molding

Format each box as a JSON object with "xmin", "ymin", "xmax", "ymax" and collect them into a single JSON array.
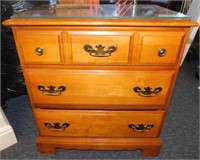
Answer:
[
  {"xmin": 16, "ymin": 30, "xmax": 64, "ymax": 64},
  {"xmin": 136, "ymin": 31, "xmax": 185, "ymax": 65},
  {"xmin": 68, "ymin": 31, "xmax": 133, "ymax": 64}
]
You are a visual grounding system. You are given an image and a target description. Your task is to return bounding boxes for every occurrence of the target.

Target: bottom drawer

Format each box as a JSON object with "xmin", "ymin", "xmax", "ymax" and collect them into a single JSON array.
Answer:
[{"xmin": 34, "ymin": 109, "xmax": 164, "ymax": 138}]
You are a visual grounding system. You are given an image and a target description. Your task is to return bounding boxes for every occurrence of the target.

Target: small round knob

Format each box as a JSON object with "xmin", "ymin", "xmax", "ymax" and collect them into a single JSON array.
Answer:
[
  {"xmin": 158, "ymin": 48, "xmax": 166, "ymax": 57},
  {"xmin": 35, "ymin": 47, "xmax": 43, "ymax": 56}
]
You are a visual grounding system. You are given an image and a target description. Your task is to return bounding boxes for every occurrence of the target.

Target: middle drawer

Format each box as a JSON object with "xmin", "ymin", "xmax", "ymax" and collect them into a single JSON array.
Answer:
[{"xmin": 26, "ymin": 69, "xmax": 174, "ymax": 108}]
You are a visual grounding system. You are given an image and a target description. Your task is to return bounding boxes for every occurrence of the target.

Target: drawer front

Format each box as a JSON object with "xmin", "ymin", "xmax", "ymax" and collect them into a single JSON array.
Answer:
[
  {"xmin": 136, "ymin": 31, "xmax": 185, "ymax": 65},
  {"xmin": 26, "ymin": 69, "xmax": 174, "ymax": 107},
  {"xmin": 68, "ymin": 31, "xmax": 132, "ymax": 64},
  {"xmin": 34, "ymin": 109, "xmax": 164, "ymax": 138},
  {"xmin": 16, "ymin": 30, "xmax": 63, "ymax": 64}
]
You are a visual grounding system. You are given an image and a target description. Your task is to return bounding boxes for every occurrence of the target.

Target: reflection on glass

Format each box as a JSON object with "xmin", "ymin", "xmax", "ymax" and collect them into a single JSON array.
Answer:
[{"xmin": 11, "ymin": 4, "xmax": 190, "ymax": 19}]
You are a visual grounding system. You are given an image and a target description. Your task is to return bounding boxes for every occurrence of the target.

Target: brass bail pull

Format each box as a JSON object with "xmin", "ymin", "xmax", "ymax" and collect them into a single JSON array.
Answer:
[
  {"xmin": 38, "ymin": 85, "xmax": 66, "ymax": 96},
  {"xmin": 83, "ymin": 44, "xmax": 117, "ymax": 57},
  {"xmin": 133, "ymin": 86, "xmax": 162, "ymax": 97},
  {"xmin": 44, "ymin": 122, "xmax": 70, "ymax": 131},
  {"xmin": 129, "ymin": 123, "xmax": 154, "ymax": 132}
]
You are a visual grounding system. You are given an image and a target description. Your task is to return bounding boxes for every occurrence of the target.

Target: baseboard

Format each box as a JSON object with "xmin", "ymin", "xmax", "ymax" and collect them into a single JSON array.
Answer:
[
  {"xmin": 0, "ymin": 107, "xmax": 17, "ymax": 151},
  {"xmin": 0, "ymin": 125, "xmax": 17, "ymax": 151}
]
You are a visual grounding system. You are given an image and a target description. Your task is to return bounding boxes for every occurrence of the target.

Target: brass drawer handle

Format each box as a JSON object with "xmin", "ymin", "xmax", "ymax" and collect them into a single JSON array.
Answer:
[
  {"xmin": 129, "ymin": 123, "xmax": 154, "ymax": 132},
  {"xmin": 158, "ymin": 48, "xmax": 166, "ymax": 57},
  {"xmin": 133, "ymin": 86, "xmax": 162, "ymax": 97},
  {"xmin": 38, "ymin": 85, "xmax": 66, "ymax": 96},
  {"xmin": 44, "ymin": 122, "xmax": 70, "ymax": 131},
  {"xmin": 35, "ymin": 47, "xmax": 44, "ymax": 56},
  {"xmin": 83, "ymin": 44, "xmax": 117, "ymax": 57}
]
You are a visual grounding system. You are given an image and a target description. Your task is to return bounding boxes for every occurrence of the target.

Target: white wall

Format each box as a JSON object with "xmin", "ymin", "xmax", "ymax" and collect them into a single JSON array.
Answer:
[{"xmin": 181, "ymin": 0, "xmax": 200, "ymax": 65}]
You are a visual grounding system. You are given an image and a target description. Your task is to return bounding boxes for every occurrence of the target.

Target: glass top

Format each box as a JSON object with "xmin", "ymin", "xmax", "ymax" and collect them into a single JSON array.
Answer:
[{"xmin": 11, "ymin": 4, "xmax": 190, "ymax": 19}]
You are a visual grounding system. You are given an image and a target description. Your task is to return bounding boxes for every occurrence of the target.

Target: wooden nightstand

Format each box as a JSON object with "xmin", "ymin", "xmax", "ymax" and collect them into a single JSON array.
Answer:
[{"xmin": 3, "ymin": 4, "xmax": 198, "ymax": 156}]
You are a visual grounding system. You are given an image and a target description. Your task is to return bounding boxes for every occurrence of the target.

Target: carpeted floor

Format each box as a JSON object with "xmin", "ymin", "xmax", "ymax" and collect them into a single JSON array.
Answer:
[{"xmin": 1, "ymin": 59, "xmax": 199, "ymax": 159}]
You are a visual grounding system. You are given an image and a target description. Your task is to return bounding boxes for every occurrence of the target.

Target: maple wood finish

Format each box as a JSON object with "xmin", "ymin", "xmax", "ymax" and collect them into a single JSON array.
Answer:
[
  {"xmin": 69, "ymin": 31, "xmax": 132, "ymax": 64},
  {"xmin": 36, "ymin": 137, "xmax": 162, "ymax": 156},
  {"xmin": 17, "ymin": 30, "xmax": 63, "ymax": 64},
  {"xmin": 3, "ymin": 4, "xmax": 198, "ymax": 156},
  {"xmin": 136, "ymin": 31, "xmax": 185, "ymax": 65},
  {"xmin": 26, "ymin": 69, "xmax": 174, "ymax": 107},
  {"xmin": 35, "ymin": 109, "xmax": 164, "ymax": 138}
]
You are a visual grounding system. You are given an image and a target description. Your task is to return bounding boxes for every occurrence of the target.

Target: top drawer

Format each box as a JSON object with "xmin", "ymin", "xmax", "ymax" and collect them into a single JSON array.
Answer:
[
  {"xmin": 15, "ymin": 29, "xmax": 185, "ymax": 66},
  {"xmin": 136, "ymin": 31, "xmax": 185, "ymax": 65},
  {"xmin": 16, "ymin": 30, "xmax": 63, "ymax": 64}
]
